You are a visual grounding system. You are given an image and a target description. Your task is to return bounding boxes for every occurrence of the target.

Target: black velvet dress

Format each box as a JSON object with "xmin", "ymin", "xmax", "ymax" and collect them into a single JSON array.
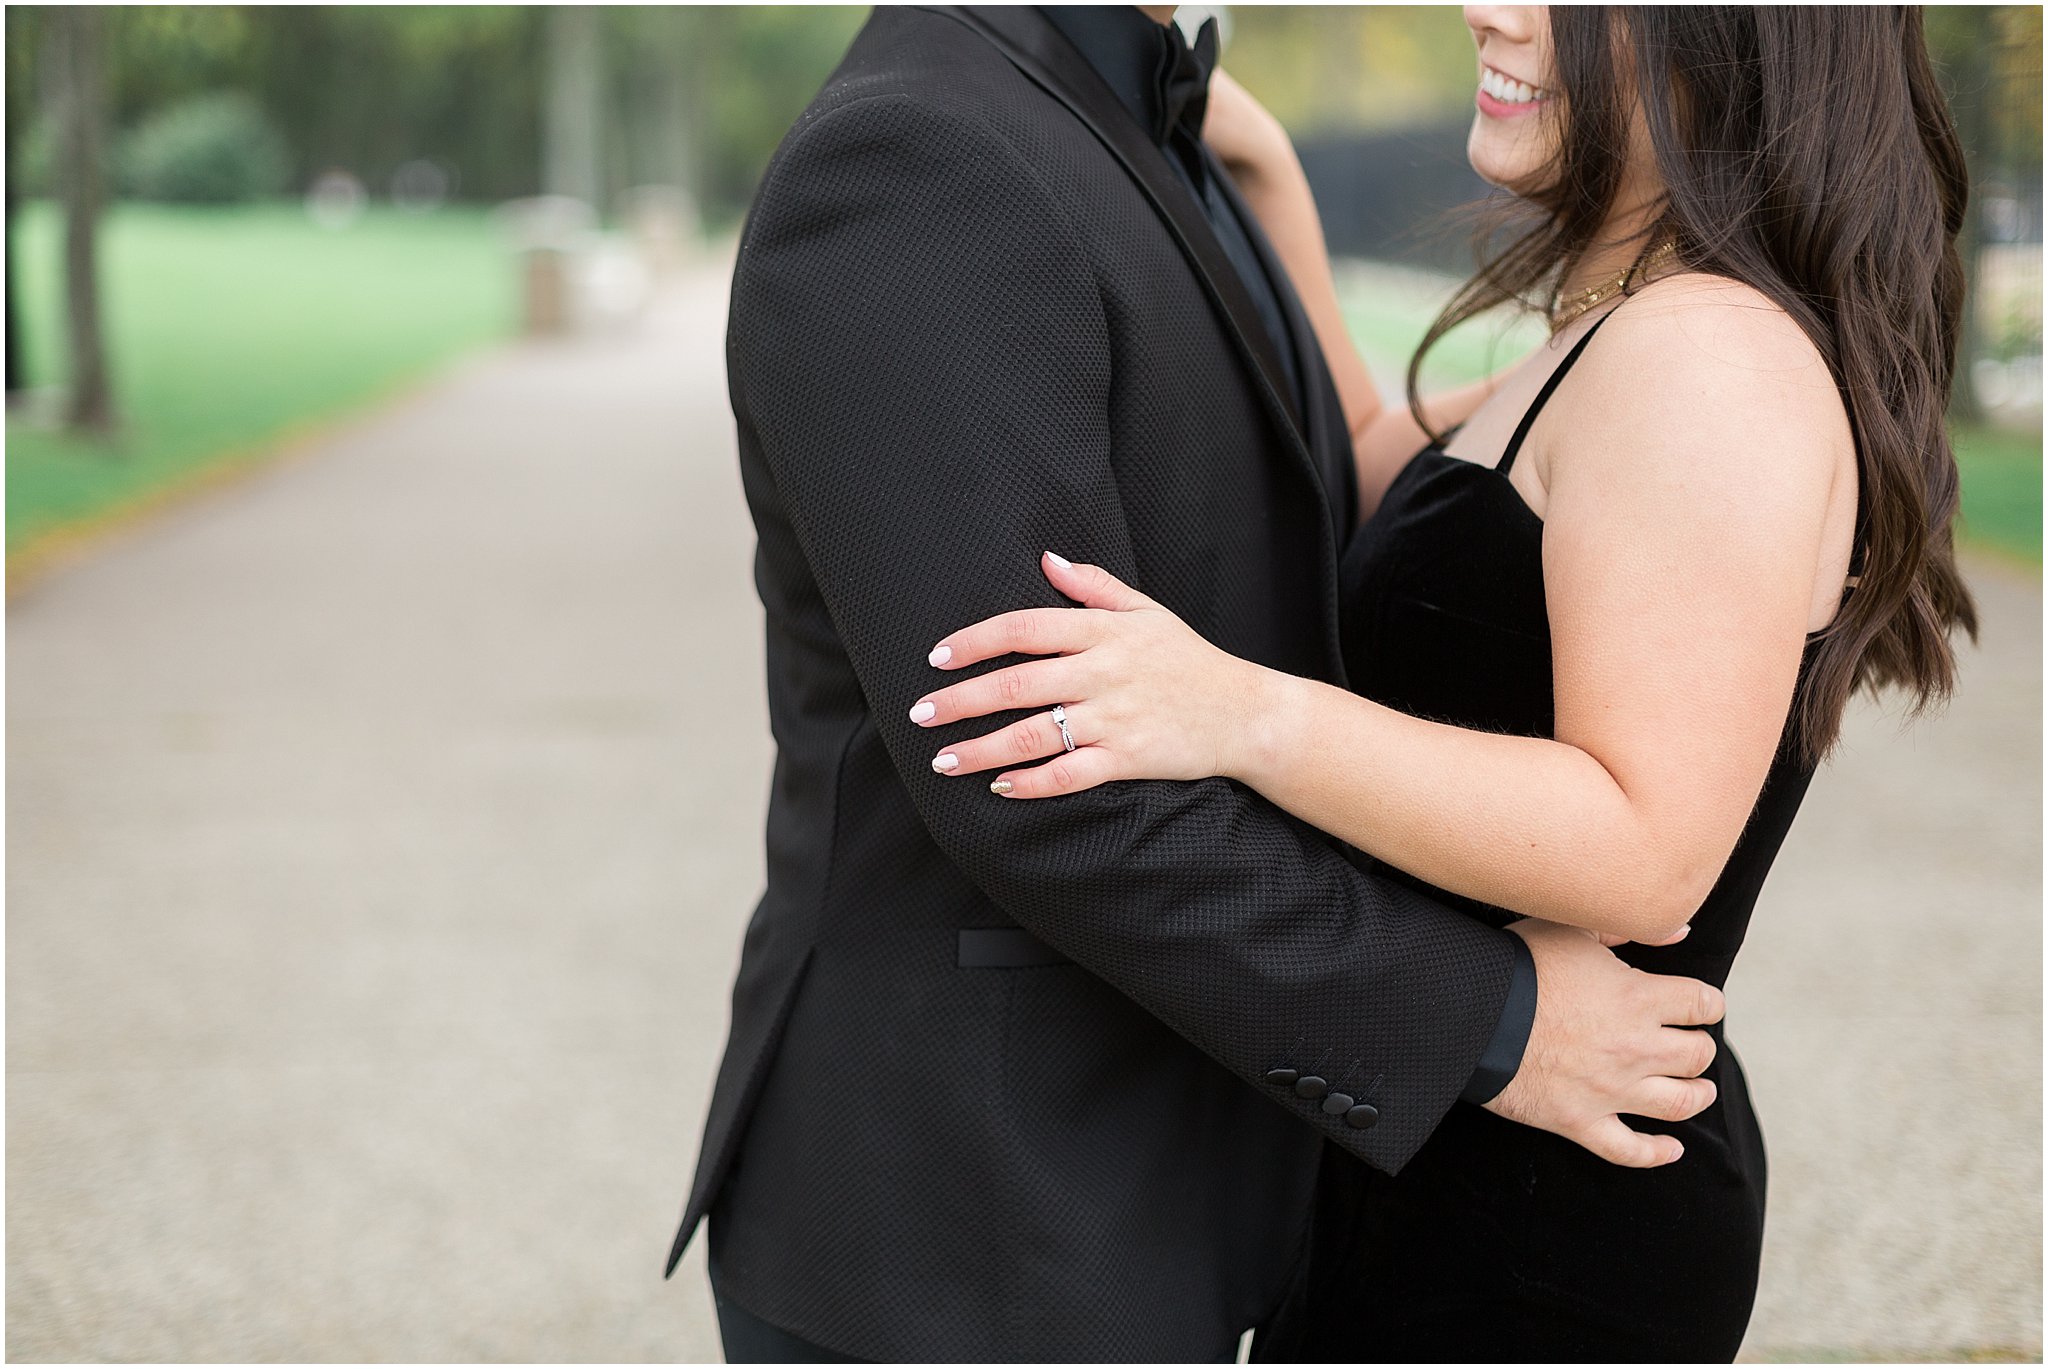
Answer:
[{"xmin": 1259, "ymin": 308, "xmax": 1827, "ymax": 1362}]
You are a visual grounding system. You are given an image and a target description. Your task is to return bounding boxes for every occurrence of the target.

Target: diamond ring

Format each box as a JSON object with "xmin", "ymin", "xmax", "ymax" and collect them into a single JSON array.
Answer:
[{"xmin": 1050, "ymin": 704, "xmax": 1076, "ymax": 753}]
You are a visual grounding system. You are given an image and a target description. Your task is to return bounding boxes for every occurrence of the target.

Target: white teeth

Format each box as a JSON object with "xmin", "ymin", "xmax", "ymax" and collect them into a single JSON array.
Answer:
[{"xmin": 1481, "ymin": 66, "xmax": 1541, "ymax": 104}]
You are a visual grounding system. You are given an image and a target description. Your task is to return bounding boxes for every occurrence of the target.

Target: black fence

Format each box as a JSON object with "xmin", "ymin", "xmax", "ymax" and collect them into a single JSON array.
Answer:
[
  {"xmin": 1295, "ymin": 120, "xmax": 1499, "ymax": 273},
  {"xmin": 1298, "ymin": 119, "xmax": 2045, "ymax": 275}
]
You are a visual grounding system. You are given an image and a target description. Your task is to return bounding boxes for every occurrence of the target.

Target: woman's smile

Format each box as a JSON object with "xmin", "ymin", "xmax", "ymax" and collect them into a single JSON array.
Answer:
[{"xmin": 1476, "ymin": 61, "xmax": 1550, "ymax": 118}]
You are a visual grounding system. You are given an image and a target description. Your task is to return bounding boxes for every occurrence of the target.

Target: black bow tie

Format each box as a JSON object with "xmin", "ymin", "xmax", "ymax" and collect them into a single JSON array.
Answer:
[{"xmin": 1155, "ymin": 16, "xmax": 1220, "ymax": 152}]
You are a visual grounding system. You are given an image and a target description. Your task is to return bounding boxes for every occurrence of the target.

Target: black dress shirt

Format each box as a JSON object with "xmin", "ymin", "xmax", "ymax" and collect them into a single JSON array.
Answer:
[{"xmin": 1037, "ymin": 4, "xmax": 1536, "ymax": 1106}]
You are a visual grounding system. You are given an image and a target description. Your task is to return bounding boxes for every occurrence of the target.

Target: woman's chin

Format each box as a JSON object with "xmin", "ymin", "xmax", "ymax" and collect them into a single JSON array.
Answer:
[
  {"xmin": 1464, "ymin": 144, "xmax": 1519, "ymax": 194},
  {"xmin": 1466, "ymin": 124, "xmax": 1550, "ymax": 196}
]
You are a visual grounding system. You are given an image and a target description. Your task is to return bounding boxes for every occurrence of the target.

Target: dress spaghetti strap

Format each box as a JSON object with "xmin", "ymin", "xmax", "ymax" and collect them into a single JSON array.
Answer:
[
  {"xmin": 1497, "ymin": 299, "xmax": 1864, "ymax": 606},
  {"xmin": 1498, "ymin": 307, "xmax": 1622, "ymax": 477}
]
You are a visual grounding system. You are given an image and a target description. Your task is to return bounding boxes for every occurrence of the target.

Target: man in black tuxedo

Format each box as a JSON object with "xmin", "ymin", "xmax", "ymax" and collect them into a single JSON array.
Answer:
[{"xmin": 665, "ymin": 6, "xmax": 1726, "ymax": 1361}]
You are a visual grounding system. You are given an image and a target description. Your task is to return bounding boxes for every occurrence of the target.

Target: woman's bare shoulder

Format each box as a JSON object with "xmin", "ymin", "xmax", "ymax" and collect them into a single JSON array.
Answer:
[
  {"xmin": 1540, "ymin": 269, "xmax": 1853, "ymax": 551},
  {"xmin": 1571, "ymin": 270, "xmax": 1850, "ymax": 460},
  {"xmin": 1597, "ymin": 271, "xmax": 1836, "ymax": 393}
]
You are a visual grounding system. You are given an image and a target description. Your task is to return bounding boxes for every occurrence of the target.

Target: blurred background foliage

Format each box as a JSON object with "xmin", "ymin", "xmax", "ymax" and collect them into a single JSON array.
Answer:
[
  {"xmin": 5, "ymin": 5, "xmax": 2040, "ymax": 561},
  {"xmin": 6, "ymin": 5, "xmax": 871, "ymax": 223},
  {"xmin": 8, "ymin": 6, "xmax": 2026, "ymax": 267}
]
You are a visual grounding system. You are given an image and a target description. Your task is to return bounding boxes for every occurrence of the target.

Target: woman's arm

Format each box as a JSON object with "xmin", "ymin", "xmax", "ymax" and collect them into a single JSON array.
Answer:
[
  {"xmin": 1205, "ymin": 70, "xmax": 1513, "ymax": 517},
  {"xmin": 910, "ymin": 280, "xmax": 1851, "ymax": 944}
]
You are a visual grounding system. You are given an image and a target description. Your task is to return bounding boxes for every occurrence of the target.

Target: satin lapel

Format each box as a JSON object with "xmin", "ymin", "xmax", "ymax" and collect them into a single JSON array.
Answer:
[
  {"xmin": 931, "ymin": 5, "xmax": 1347, "ymax": 682},
  {"xmin": 936, "ymin": 4, "xmax": 1306, "ymax": 446}
]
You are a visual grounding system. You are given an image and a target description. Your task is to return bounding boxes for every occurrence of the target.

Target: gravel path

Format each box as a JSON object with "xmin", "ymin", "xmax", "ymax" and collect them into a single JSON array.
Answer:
[{"xmin": 8, "ymin": 262, "xmax": 2038, "ymax": 1362}]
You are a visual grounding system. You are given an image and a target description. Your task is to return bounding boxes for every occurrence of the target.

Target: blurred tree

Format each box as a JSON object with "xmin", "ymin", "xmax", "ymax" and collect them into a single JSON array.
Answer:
[
  {"xmin": 1925, "ymin": 5, "xmax": 2044, "ymax": 422},
  {"xmin": 614, "ymin": 8, "xmax": 697, "ymax": 201},
  {"xmin": 1224, "ymin": 7, "xmax": 1476, "ymax": 134},
  {"xmin": 119, "ymin": 91, "xmax": 290, "ymax": 203},
  {"xmin": 104, "ymin": 6, "xmax": 251, "ymax": 114},
  {"xmin": 251, "ymin": 6, "xmax": 542, "ymax": 203},
  {"xmin": 1931, "ymin": 6, "xmax": 1996, "ymax": 422},
  {"xmin": 32, "ymin": 5, "xmax": 867, "ymax": 224},
  {"xmin": 21, "ymin": 4, "xmax": 2027, "ymax": 260},
  {"xmin": 52, "ymin": 5, "xmax": 115, "ymax": 436},
  {"xmin": 544, "ymin": 6, "xmax": 603, "ymax": 209},
  {"xmin": 129, "ymin": 6, "xmax": 538, "ymax": 205},
  {"xmin": 661, "ymin": 7, "xmax": 867, "ymax": 229},
  {"xmin": 5, "ymin": 6, "xmax": 42, "ymax": 400}
]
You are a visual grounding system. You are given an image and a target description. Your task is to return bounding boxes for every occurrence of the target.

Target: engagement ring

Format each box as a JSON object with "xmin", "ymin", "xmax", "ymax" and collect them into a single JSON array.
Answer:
[{"xmin": 1051, "ymin": 704, "xmax": 1076, "ymax": 753}]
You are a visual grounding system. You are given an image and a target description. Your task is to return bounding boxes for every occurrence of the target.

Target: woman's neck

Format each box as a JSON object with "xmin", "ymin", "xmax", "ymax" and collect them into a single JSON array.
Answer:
[{"xmin": 1560, "ymin": 198, "xmax": 1674, "ymax": 299}]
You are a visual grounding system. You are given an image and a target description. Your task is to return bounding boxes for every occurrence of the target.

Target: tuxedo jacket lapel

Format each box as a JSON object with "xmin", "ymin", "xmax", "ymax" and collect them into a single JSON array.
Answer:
[
  {"xmin": 933, "ymin": 4, "xmax": 1348, "ymax": 682},
  {"xmin": 937, "ymin": 5, "xmax": 1309, "ymax": 450}
]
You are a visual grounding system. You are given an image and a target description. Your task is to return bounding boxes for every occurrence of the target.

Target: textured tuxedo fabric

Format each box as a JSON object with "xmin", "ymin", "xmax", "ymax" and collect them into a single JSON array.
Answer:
[
  {"xmin": 1039, "ymin": 5, "xmax": 1306, "ymax": 411},
  {"xmin": 666, "ymin": 7, "xmax": 1518, "ymax": 1359}
]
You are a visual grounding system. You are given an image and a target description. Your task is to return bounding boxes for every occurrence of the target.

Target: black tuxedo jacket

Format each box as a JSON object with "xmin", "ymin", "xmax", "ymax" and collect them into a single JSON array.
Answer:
[{"xmin": 666, "ymin": 7, "xmax": 1517, "ymax": 1359}]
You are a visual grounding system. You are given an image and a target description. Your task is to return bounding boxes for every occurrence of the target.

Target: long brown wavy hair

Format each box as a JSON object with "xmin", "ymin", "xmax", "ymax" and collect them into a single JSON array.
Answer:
[{"xmin": 1409, "ymin": 6, "xmax": 1979, "ymax": 764}]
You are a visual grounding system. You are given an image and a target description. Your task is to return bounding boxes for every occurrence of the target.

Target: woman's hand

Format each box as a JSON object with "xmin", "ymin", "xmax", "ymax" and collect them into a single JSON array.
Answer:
[
  {"xmin": 1202, "ymin": 68, "xmax": 1296, "ymax": 187},
  {"xmin": 910, "ymin": 552, "xmax": 1273, "ymax": 798}
]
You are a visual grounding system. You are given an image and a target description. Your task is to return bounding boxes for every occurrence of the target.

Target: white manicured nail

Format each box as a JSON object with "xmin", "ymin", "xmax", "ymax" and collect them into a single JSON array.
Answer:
[
  {"xmin": 929, "ymin": 645, "xmax": 952, "ymax": 667},
  {"xmin": 1046, "ymin": 551, "xmax": 1072, "ymax": 570},
  {"xmin": 909, "ymin": 701, "xmax": 936, "ymax": 724},
  {"xmin": 990, "ymin": 779, "xmax": 1014, "ymax": 795},
  {"xmin": 932, "ymin": 753, "xmax": 959, "ymax": 773}
]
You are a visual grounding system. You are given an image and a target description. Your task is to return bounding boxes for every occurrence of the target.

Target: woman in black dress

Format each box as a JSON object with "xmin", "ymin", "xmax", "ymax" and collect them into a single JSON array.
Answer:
[{"xmin": 910, "ymin": 5, "xmax": 1977, "ymax": 1359}]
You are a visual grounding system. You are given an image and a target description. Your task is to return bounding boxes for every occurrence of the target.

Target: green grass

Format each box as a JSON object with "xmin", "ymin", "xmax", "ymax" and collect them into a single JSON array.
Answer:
[
  {"xmin": 6, "ymin": 199, "xmax": 517, "ymax": 552},
  {"xmin": 1951, "ymin": 423, "xmax": 2042, "ymax": 563},
  {"xmin": 1336, "ymin": 265, "xmax": 2042, "ymax": 563},
  {"xmin": 1336, "ymin": 261, "xmax": 1545, "ymax": 395}
]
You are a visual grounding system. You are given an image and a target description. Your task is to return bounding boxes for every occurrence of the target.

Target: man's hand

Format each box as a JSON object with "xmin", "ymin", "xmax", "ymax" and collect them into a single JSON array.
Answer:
[{"xmin": 1484, "ymin": 919, "xmax": 1724, "ymax": 1167}]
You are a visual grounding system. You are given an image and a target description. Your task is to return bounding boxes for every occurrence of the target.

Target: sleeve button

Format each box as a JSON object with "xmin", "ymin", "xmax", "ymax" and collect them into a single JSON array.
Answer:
[
  {"xmin": 1293, "ymin": 1075, "xmax": 1328, "ymax": 1101},
  {"xmin": 1345, "ymin": 1103, "xmax": 1380, "ymax": 1130},
  {"xmin": 1320, "ymin": 1092, "xmax": 1354, "ymax": 1116},
  {"xmin": 1264, "ymin": 1068, "xmax": 1298, "ymax": 1087}
]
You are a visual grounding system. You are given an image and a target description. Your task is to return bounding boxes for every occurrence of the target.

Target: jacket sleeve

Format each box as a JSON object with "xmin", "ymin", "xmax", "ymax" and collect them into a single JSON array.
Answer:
[{"xmin": 727, "ymin": 91, "xmax": 1517, "ymax": 1174}]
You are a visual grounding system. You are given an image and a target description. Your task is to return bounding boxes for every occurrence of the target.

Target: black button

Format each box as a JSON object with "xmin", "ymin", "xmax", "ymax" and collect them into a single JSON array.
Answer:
[
  {"xmin": 1320, "ymin": 1092, "xmax": 1354, "ymax": 1116},
  {"xmin": 1345, "ymin": 1103, "xmax": 1380, "ymax": 1130},
  {"xmin": 1293, "ymin": 1075, "xmax": 1328, "ymax": 1101},
  {"xmin": 1264, "ymin": 1068, "xmax": 1298, "ymax": 1087}
]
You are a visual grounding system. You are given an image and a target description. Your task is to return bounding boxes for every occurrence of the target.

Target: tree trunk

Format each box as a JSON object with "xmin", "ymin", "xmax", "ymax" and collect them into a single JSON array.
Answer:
[
  {"xmin": 543, "ymin": 5, "xmax": 604, "ymax": 214},
  {"xmin": 5, "ymin": 186, "xmax": 21, "ymax": 403},
  {"xmin": 640, "ymin": 10, "xmax": 697, "ymax": 197},
  {"xmin": 4, "ymin": 8, "xmax": 33, "ymax": 403},
  {"xmin": 1944, "ymin": 8, "xmax": 1996, "ymax": 427},
  {"xmin": 55, "ymin": 5, "xmax": 113, "ymax": 436}
]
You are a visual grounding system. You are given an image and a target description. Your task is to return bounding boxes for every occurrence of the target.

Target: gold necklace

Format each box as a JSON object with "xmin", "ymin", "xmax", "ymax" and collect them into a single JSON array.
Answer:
[{"xmin": 1549, "ymin": 238, "xmax": 1680, "ymax": 334}]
